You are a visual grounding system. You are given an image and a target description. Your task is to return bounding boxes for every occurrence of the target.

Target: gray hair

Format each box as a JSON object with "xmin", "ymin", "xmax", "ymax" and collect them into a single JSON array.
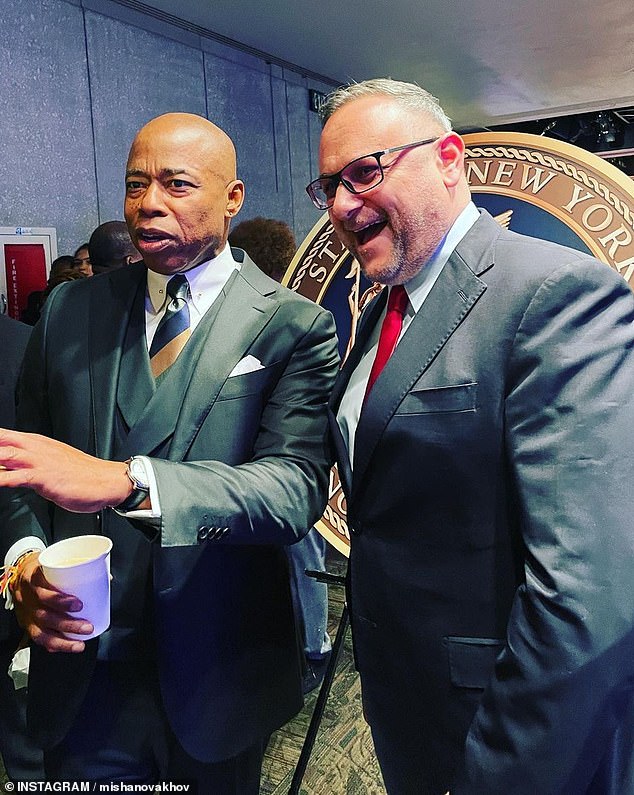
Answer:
[{"xmin": 320, "ymin": 78, "xmax": 452, "ymax": 132}]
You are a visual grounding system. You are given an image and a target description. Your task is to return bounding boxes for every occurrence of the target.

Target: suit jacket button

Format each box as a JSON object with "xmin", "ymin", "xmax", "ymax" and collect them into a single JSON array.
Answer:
[{"xmin": 197, "ymin": 526, "xmax": 211, "ymax": 541}]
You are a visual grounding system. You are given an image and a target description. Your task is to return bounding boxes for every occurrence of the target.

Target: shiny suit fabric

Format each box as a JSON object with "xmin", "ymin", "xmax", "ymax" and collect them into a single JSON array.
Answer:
[
  {"xmin": 329, "ymin": 211, "xmax": 634, "ymax": 794},
  {"xmin": 1, "ymin": 251, "xmax": 339, "ymax": 765},
  {"xmin": 0, "ymin": 314, "xmax": 44, "ymax": 780}
]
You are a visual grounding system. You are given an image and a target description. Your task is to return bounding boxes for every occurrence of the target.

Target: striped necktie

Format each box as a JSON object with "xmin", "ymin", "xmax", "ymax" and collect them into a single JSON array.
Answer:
[{"xmin": 149, "ymin": 274, "xmax": 191, "ymax": 377}]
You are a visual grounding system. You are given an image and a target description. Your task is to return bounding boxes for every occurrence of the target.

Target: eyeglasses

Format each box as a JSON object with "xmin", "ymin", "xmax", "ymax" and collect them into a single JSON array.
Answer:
[{"xmin": 306, "ymin": 136, "xmax": 440, "ymax": 210}]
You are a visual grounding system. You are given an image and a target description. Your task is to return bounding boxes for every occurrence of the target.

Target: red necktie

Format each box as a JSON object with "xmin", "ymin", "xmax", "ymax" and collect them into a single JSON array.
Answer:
[{"xmin": 364, "ymin": 284, "xmax": 408, "ymax": 401}]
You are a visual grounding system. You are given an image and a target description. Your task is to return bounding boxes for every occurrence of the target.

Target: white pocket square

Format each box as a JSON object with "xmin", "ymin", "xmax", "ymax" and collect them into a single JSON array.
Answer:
[{"xmin": 229, "ymin": 355, "xmax": 265, "ymax": 377}]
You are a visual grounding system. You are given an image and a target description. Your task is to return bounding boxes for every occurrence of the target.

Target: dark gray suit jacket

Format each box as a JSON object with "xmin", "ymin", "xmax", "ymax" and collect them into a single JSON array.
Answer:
[
  {"xmin": 1, "ymin": 251, "xmax": 339, "ymax": 763},
  {"xmin": 0, "ymin": 315, "xmax": 42, "ymax": 789},
  {"xmin": 0, "ymin": 314, "xmax": 31, "ymax": 644},
  {"xmin": 329, "ymin": 211, "xmax": 634, "ymax": 794},
  {"xmin": 0, "ymin": 313, "xmax": 30, "ymax": 428}
]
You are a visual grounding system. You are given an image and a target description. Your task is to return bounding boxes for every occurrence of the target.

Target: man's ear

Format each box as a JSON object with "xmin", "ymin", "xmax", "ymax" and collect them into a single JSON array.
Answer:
[
  {"xmin": 438, "ymin": 132, "xmax": 465, "ymax": 188},
  {"xmin": 226, "ymin": 180, "xmax": 245, "ymax": 218}
]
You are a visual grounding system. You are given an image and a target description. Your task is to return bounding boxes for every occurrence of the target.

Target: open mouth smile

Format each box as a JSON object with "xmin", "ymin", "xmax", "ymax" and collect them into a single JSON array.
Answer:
[{"xmin": 352, "ymin": 220, "xmax": 388, "ymax": 246}]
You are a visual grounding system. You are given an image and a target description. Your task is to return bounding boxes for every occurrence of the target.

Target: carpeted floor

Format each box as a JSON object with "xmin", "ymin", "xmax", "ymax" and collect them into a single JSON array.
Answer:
[{"xmin": 261, "ymin": 553, "xmax": 386, "ymax": 794}]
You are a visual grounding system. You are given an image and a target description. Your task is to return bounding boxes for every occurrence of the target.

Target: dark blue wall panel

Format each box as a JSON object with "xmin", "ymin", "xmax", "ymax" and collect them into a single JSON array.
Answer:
[
  {"xmin": 286, "ymin": 78, "xmax": 325, "ymax": 243},
  {"xmin": 85, "ymin": 10, "xmax": 207, "ymax": 226},
  {"xmin": 204, "ymin": 54, "xmax": 287, "ymax": 227},
  {"xmin": 0, "ymin": 0, "xmax": 97, "ymax": 253},
  {"xmin": 0, "ymin": 0, "xmax": 335, "ymax": 255}
]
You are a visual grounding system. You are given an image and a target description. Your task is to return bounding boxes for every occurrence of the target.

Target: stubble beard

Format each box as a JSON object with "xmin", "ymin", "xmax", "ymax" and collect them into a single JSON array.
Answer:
[{"xmin": 358, "ymin": 208, "xmax": 445, "ymax": 286}]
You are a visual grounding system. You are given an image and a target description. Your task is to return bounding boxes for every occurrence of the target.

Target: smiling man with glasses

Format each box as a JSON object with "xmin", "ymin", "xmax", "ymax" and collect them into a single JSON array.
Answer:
[
  {"xmin": 306, "ymin": 136, "xmax": 439, "ymax": 209},
  {"xmin": 315, "ymin": 78, "xmax": 634, "ymax": 795}
]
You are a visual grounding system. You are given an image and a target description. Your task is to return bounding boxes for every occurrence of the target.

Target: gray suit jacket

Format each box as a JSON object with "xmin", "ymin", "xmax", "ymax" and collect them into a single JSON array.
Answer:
[
  {"xmin": 0, "ymin": 313, "xmax": 30, "ymax": 429},
  {"xmin": 329, "ymin": 211, "xmax": 634, "ymax": 794},
  {"xmin": 2, "ymin": 250, "xmax": 339, "ymax": 762},
  {"xmin": 0, "ymin": 314, "xmax": 31, "ymax": 645}
]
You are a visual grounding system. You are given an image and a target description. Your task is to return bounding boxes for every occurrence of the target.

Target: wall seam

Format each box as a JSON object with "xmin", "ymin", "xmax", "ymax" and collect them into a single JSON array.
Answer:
[
  {"xmin": 82, "ymin": 6, "xmax": 102, "ymax": 224},
  {"xmin": 285, "ymin": 80, "xmax": 296, "ymax": 231},
  {"xmin": 87, "ymin": 0, "xmax": 339, "ymax": 86},
  {"xmin": 202, "ymin": 48, "xmax": 209, "ymax": 120},
  {"xmin": 269, "ymin": 71, "xmax": 280, "ymax": 194}
]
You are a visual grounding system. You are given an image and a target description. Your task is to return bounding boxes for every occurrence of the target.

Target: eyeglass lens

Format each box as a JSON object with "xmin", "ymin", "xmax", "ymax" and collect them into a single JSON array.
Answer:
[
  {"xmin": 308, "ymin": 137, "xmax": 439, "ymax": 209},
  {"xmin": 314, "ymin": 155, "xmax": 383, "ymax": 208}
]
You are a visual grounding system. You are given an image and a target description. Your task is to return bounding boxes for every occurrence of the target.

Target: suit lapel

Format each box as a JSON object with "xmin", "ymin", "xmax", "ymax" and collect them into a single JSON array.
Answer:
[
  {"xmin": 350, "ymin": 242, "xmax": 491, "ymax": 503},
  {"xmin": 170, "ymin": 264, "xmax": 278, "ymax": 458},
  {"xmin": 328, "ymin": 289, "xmax": 387, "ymax": 497},
  {"xmin": 88, "ymin": 263, "xmax": 147, "ymax": 460},
  {"xmin": 116, "ymin": 278, "xmax": 155, "ymax": 432},
  {"xmin": 121, "ymin": 259, "xmax": 279, "ymax": 460},
  {"xmin": 329, "ymin": 289, "xmax": 388, "ymax": 415}
]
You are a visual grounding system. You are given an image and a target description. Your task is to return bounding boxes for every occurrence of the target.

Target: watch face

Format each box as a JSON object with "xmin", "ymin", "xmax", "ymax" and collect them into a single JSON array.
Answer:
[{"xmin": 129, "ymin": 458, "xmax": 149, "ymax": 490}]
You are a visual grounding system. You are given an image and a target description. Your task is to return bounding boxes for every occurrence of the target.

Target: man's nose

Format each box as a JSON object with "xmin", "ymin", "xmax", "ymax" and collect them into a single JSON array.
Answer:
[
  {"xmin": 138, "ymin": 182, "xmax": 168, "ymax": 216},
  {"xmin": 329, "ymin": 181, "xmax": 364, "ymax": 219}
]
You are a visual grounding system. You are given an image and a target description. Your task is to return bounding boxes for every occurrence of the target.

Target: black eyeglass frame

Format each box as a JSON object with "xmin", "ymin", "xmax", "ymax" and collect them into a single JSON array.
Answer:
[{"xmin": 306, "ymin": 136, "xmax": 440, "ymax": 210}]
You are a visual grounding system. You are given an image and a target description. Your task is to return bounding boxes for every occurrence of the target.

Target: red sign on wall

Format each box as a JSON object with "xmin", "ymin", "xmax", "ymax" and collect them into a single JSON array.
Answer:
[{"xmin": 4, "ymin": 243, "xmax": 47, "ymax": 319}]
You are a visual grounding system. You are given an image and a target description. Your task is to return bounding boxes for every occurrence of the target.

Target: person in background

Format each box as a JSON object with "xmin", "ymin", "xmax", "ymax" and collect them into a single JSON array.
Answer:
[
  {"xmin": 51, "ymin": 255, "xmax": 78, "ymax": 279},
  {"xmin": 229, "ymin": 216, "xmax": 332, "ymax": 693},
  {"xmin": 0, "ymin": 314, "xmax": 44, "ymax": 781},
  {"xmin": 20, "ymin": 256, "xmax": 82, "ymax": 326},
  {"xmin": 72, "ymin": 243, "xmax": 92, "ymax": 276},
  {"xmin": 88, "ymin": 221, "xmax": 141, "ymax": 275},
  {"xmin": 229, "ymin": 217, "xmax": 295, "ymax": 283},
  {"xmin": 42, "ymin": 264, "xmax": 86, "ymax": 298},
  {"xmin": 0, "ymin": 112, "xmax": 339, "ymax": 792},
  {"xmin": 19, "ymin": 291, "xmax": 44, "ymax": 327},
  {"xmin": 308, "ymin": 77, "xmax": 634, "ymax": 794}
]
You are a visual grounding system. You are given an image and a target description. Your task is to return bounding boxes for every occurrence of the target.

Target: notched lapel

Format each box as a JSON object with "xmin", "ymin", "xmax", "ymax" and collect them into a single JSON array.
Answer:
[
  {"xmin": 89, "ymin": 264, "xmax": 147, "ymax": 460},
  {"xmin": 328, "ymin": 290, "xmax": 387, "ymax": 499},
  {"xmin": 329, "ymin": 289, "xmax": 387, "ymax": 416},
  {"xmin": 122, "ymin": 267, "xmax": 279, "ymax": 460},
  {"xmin": 351, "ymin": 255, "xmax": 487, "ymax": 501},
  {"xmin": 170, "ymin": 268, "xmax": 279, "ymax": 459}
]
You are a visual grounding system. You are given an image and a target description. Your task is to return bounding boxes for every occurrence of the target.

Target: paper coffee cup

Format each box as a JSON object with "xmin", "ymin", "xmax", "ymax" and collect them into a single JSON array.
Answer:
[{"xmin": 39, "ymin": 535, "xmax": 113, "ymax": 640}]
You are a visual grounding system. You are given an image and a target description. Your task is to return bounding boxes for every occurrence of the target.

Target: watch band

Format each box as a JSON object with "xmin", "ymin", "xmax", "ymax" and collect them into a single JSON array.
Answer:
[
  {"xmin": 114, "ymin": 487, "xmax": 149, "ymax": 512},
  {"xmin": 114, "ymin": 457, "xmax": 150, "ymax": 512}
]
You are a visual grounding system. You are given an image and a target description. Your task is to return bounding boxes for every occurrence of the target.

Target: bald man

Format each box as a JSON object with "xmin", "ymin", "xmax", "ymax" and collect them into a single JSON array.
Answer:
[
  {"xmin": 88, "ymin": 220, "xmax": 140, "ymax": 274},
  {"xmin": 0, "ymin": 113, "xmax": 339, "ymax": 790}
]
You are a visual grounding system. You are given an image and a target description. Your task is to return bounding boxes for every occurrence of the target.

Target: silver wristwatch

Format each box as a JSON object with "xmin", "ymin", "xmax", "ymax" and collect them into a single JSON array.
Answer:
[{"xmin": 115, "ymin": 456, "xmax": 150, "ymax": 511}]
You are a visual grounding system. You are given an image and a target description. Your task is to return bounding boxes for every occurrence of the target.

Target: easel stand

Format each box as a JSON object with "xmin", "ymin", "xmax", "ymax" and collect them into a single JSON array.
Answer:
[{"xmin": 288, "ymin": 569, "xmax": 348, "ymax": 795}]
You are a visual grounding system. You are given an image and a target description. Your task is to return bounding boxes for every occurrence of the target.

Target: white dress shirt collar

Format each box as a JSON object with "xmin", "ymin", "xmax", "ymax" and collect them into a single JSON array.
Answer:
[
  {"xmin": 402, "ymin": 201, "xmax": 480, "ymax": 312},
  {"xmin": 146, "ymin": 243, "xmax": 240, "ymax": 317},
  {"xmin": 336, "ymin": 201, "xmax": 480, "ymax": 469}
]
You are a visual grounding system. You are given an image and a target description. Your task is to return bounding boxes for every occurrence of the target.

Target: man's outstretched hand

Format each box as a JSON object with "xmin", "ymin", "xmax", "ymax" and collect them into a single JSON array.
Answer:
[{"xmin": 0, "ymin": 428, "xmax": 131, "ymax": 512}]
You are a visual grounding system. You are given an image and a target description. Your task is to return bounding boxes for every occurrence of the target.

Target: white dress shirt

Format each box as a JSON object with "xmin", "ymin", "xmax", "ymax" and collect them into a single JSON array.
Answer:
[
  {"xmin": 337, "ymin": 202, "xmax": 480, "ymax": 468},
  {"xmin": 145, "ymin": 243, "xmax": 239, "ymax": 347}
]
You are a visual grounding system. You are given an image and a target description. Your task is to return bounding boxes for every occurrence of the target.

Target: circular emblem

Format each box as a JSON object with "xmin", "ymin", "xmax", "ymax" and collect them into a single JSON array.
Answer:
[
  {"xmin": 464, "ymin": 132, "xmax": 634, "ymax": 286},
  {"xmin": 284, "ymin": 132, "xmax": 634, "ymax": 555}
]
